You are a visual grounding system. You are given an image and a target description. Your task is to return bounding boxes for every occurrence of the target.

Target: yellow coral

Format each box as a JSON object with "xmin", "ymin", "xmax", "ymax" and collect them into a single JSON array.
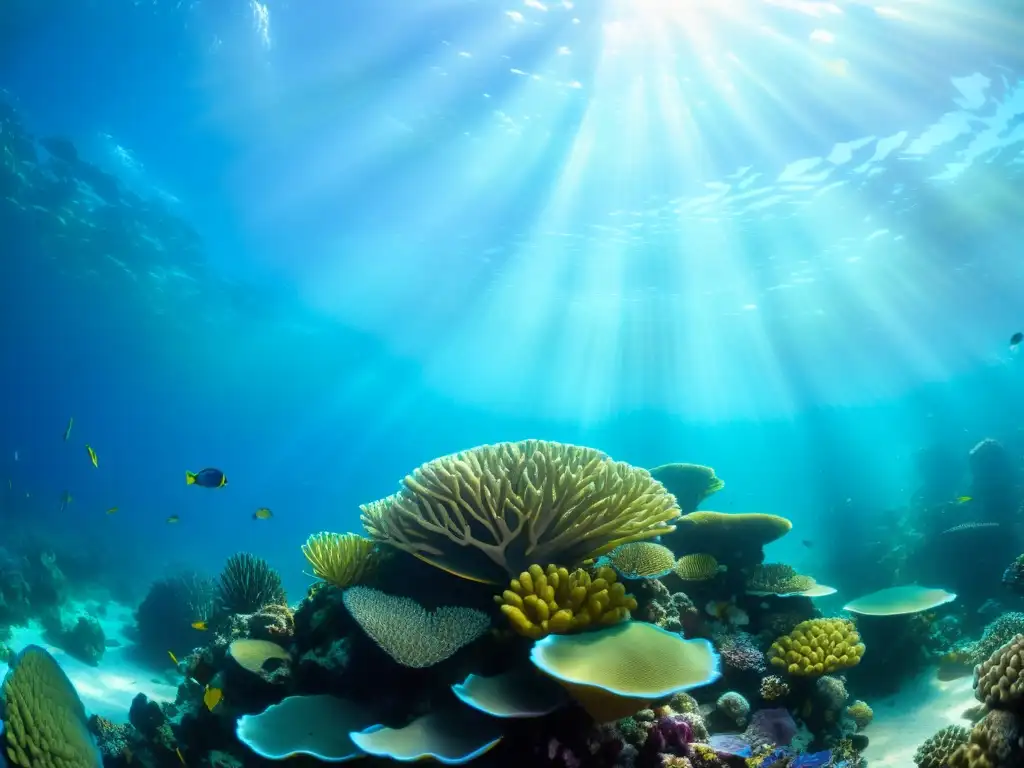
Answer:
[
  {"xmin": 301, "ymin": 532, "xmax": 376, "ymax": 589},
  {"xmin": 361, "ymin": 440, "xmax": 681, "ymax": 584},
  {"xmin": 228, "ymin": 639, "xmax": 291, "ymax": 676},
  {"xmin": 1, "ymin": 645, "xmax": 102, "ymax": 768},
  {"xmin": 768, "ymin": 618, "xmax": 865, "ymax": 677},
  {"xmin": 495, "ymin": 564, "xmax": 636, "ymax": 640},
  {"xmin": 674, "ymin": 554, "xmax": 721, "ymax": 581},
  {"xmin": 602, "ymin": 542, "xmax": 676, "ymax": 579},
  {"xmin": 846, "ymin": 700, "xmax": 873, "ymax": 730}
]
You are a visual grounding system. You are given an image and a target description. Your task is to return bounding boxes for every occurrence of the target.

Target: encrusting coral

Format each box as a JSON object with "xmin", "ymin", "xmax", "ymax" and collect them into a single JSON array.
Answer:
[
  {"xmin": 360, "ymin": 440, "xmax": 681, "ymax": 584},
  {"xmin": 342, "ymin": 585, "xmax": 490, "ymax": 667},
  {"xmin": 768, "ymin": 618, "xmax": 865, "ymax": 676},
  {"xmin": 301, "ymin": 532, "xmax": 376, "ymax": 589},
  {"xmin": 914, "ymin": 725, "xmax": 970, "ymax": 768},
  {"xmin": 1, "ymin": 644, "xmax": 102, "ymax": 768},
  {"xmin": 494, "ymin": 564, "xmax": 636, "ymax": 640}
]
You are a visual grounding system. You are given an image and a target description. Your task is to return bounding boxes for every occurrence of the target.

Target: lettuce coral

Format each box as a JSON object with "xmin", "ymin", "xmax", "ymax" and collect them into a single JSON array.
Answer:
[
  {"xmin": 768, "ymin": 618, "xmax": 865, "ymax": 676},
  {"xmin": 360, "ymin": 440, "xmax": 681, "ymax": 584},
  {"xmin": 1, "ymin": 645, "xmax": 103, "ymax": 768},
  {"xmin": 494, "ymin": 564, "xmax": 635, "ymax": 640}
]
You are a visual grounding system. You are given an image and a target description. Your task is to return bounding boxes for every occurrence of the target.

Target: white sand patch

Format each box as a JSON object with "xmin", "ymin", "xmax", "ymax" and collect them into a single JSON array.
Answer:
[
  {"xmin": 3, "ymin": 601, "xmax": 177, "ymax": 724},
  {"xmin": 863, "ymin": 669, "xmax": 976, "ymax": 768}
]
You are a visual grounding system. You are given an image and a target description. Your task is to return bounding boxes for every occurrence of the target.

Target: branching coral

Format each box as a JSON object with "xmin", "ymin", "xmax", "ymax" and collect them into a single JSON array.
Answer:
[
  {"xmin": 360, "ymin": 440, "xmax": 681, "ymax": 584},
  {"xmin": 342, "ymin": 586, "xmax": 490, "ymax": 668},
  {"xmin": 301, "ymin": 532, "xmax": 376, "ymax": 589},
  {"xmin": 745, "ymin": 563, "xmax": 817, "ymax": 596},
  {"xmin": 216, "ymin": 553, "xmax": 286, "ymax": 615},
  {"xmin": 767, "ymin": 618, "xmax": 864, "ymax": 676},
  {"xmin": 1, "ymin": 645, "xmax": 102, "ymax": 768},
  {"xmin": 494, "ymin": 564, "xmax": 635, "ymax": 640}
]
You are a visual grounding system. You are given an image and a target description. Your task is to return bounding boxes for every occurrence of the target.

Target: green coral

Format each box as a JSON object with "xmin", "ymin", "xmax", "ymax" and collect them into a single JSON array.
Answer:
[
  {"xmin": 301, "ymin": 532, "xmax": 376, "ymax": 589},
  {"xmin": 1, "ymin": 645, "xmax": 102, "ymax": 768}
]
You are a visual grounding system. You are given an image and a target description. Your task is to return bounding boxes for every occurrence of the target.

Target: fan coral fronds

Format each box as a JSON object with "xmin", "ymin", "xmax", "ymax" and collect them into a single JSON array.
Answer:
[
  {"xmin": 494, "ymin": 564, "xmax": 635, "ymax": 640},
  {"xmin": 342, "ymin": 586, "xmax": 489, "ymax": 668},
  {"xmin": 216, "ymin": 553, "xmax": 286, "ymax": 616},
  {"xmin": 301, "ymin": 532, "xmax": 376, "ymax": 589},
  {"xmin": 361, "ymin": 440, "xmax": 681, "ymax": 584}
]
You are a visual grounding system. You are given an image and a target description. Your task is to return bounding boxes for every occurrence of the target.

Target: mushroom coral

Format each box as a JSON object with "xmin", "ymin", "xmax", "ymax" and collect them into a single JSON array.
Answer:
[{"xmin": 361, "ymin": 440, "xmax": 680, "ymax": 584}]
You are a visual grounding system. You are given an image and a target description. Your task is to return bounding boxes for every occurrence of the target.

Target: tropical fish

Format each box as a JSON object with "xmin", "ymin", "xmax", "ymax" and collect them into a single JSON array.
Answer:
[
  {"xmin": 168, "ymin": 650, "xmax": 179, "ymax": 666},
  {"xmin": 191, "ymin": 621, "xmax": 207, "ymax": 631},
  {"xmin": 106, "ymin": 507, "xmax": 118, "ymax": 515},
  {"xmin": 176, "ymin": 747, "xmax": 186, "ymax": 766},
  {"xmin": 167, "ymin": 515, "xmax": 180, "ymax": 524},
  {"xmin": 1011, "ymin": 331, "xmax": 1023, "ymax": 352},
  {"xmin": 64, "ymin": 417, "xmax": 73, "ymax": 441},
  {"xmin": 203, "ymin": 685, "xmax": 223, "ymax": 711},
  {"xmin": 185, "ymin": 468, "xmax": 227, "ymax": 488},
  {"xmin": 956, "ymin": 495, "xmax": 972, "ymax": 504},
  {"xmin": 253, "ymin": 507, "xmax": 272, "ymax": 520},
  {"xmin": 86, "ymin": 444, "xmax": 98, "ymax": 468}
]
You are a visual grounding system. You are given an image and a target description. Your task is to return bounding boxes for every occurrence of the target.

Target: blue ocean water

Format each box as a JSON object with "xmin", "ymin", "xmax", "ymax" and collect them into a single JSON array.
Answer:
[{"xmin": 0, "ymin": 0, "xmax": 1022, "ymax": 652}]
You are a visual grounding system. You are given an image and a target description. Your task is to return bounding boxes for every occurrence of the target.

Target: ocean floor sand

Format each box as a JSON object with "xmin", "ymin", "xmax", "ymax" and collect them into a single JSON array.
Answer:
[
  {"xmin": 3, "ymin": 600, "xmax": 177, "ymax": 724},
  {"xmin": 863, "ymin": 669, "xmax": 976, "ymax": 767}
]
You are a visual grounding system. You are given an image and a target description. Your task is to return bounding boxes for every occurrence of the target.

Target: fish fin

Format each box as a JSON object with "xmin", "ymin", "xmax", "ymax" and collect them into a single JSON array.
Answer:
[
  {"xmin": 219, "ymin": 475, "xmax": 227, "ymax": 487},
  {"xmin": 185, "ymin": 472, "xmax": 196, "ymax": 485}
]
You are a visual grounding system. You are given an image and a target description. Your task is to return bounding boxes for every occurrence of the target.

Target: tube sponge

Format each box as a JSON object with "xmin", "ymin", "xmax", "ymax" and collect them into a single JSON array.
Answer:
[
  {"xmin": 360, "ymin": 440, "xmax": 681, "ymax": 584},
  {"xmin": 1, "ymin": 645, "xmax": 102, "ymax": 768},
  {"xmin": 494, "ymin": 564, "xmax": 636, "ymax": 640},
  {"xmin": 768, "ymin": 618, "xmax": 865, "ymax": 677}
]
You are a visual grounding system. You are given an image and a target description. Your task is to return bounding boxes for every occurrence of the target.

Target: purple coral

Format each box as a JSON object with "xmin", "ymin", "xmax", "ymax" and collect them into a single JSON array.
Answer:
[
  {"xmin": 714, "ymin": 630, "xmax": 766, "ymax": 673},
  {"xmin": 637, "ymin": 715, "xmax": 694, "ymax": 766}
]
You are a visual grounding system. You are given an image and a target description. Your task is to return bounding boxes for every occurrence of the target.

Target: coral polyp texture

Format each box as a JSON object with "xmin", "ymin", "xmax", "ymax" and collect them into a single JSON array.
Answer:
[
  {"xmin": 767, "ymin": 618, "xmax": 865, "ymax": 676},
  {"xmin": 360, "ymin": 440, "xmax": 681, "ymax": 584},
  {"xmin": 1, "ymin": 644, "xmax": 102, "ymax": 768},
  {"xmin": 744, "ymin": 563, "xmax": 817, "ymax": 596},
  {"xmin": 648, "ymin": 463, "xmax": 725, "ymax": 515},
  {"xmin": 342, "ymin": 585, "xmax": 490, "ymax": 668},
  {"xmin": 494, "ymin": 564, "xmax": 635, "ymax": 640},
  {"xmin": 673, "ymin": 553, "xmax": 721, "ymax": 581},
  {"xmin": 670, "ymin": 511, "xmax": 792, "ymax": 560},
  {"xmin": 301, "ymin": 532, "xmax": 376, "ymax": 589},
  {"xmin": 915, "ymin": 725, "xmax": 970, "ymax": 768},
  {"xmin": 973, "ymin": 633, "xmax": 1024, "ymax": 708},
  {"xmin": 845, "ymin": 700, "xmax": 873, "ymax": 730},
  {"xmin": 601, "ymin": 542, "xmax": 677, "ymax": 580},
  {"xmin": 948, "ymin": 710, "xmax": 1024, "ymax": 768},
  {"xmin": 759, "ymin": 675, "xmax": 790, "ymax": 701}
]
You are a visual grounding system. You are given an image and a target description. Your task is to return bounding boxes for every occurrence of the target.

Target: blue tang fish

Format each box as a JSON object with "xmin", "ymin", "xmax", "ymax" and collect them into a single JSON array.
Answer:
[{"xmin": 186, "ymin": 468, "xmax": 227, "ymax": 488}]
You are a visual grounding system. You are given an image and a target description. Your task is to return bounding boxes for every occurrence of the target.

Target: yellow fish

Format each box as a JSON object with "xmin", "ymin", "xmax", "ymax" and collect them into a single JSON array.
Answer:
[
  {"xmin": 168, "ymin": 650, "xmax": 179, "ymax": 666},
  {"xmin": 176, "ymin": 748, "xmax": 186, "ymax": 766},
  {"xmin": 191, "ymin": 621, "xmax": 207, "ymax": 631},
  {"xmin": 253, "ymin": 507, "xmax": 272, "ymax": 520},
  {"xmin": 203, "ymin": 685, "xmax": 223, "ymax": 711},
  {"xmin": 106, "ymin": 507, "xmax": 118, "ymax": 515},
  {"xmin": 956, "ymin": 495, "xmax": 972, "ymax": 504},
  {"xmin": 167, "ymin": 515, "xmax": 180, "ymax": 524},
  {"xmin": 86, "ymin": 444, "xmax": 98, "ymax": 468},
  {"xmin": 64, "ymin": 417, "xmax": 73, "ymax": 442}
]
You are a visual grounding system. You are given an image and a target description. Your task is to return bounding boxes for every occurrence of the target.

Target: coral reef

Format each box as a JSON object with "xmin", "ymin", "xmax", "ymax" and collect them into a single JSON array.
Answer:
[
  {"xmin": 360, "ymin": 440, "xmax": 681, "ymax": 584},
  {"xmin": 215, "ymin": 553, "xmax": 286, "ymax": 615},
  {"xmin": 135, "ymin": 571, "xmax": 215, "ymax": 661},
  {"xmin": 601, "ymin": 542, "xmax": 677, "ymax": 580},
  {"xmin": 494, "ymin": 564, "xmax": 636, "ymax": 639},
  {"xmin": 301, "ymin": 532, "xmax": 377, "ymax": 589},
  {"xmin": 768, "ymin": 618, "xmax": 865, "ymax": 676},
  {"xmin": 915, "ymin": 725, "xmax": 970, "ymax": 768}
]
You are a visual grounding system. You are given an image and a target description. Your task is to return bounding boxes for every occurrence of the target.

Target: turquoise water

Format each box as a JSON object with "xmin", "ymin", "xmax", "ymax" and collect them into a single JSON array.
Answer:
[{"xmin": 1, "ymin": 4, "xmax": 1024, "ymax": 765}]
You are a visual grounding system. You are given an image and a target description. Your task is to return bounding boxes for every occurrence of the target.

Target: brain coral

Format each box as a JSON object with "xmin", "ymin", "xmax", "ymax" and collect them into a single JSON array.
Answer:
[
  {"xmin": 601, "ymin": 542, "xmax": 677, "ymax": 580},
  {"xmin": 974, "ymin": 633, "xmax": 1024, "ymax": 709},
  {"xmin": 360, "ymin": 440, "xmax": 681, "ymax": 584},
  {"xmin": 494, "ymin": 564, "xmax": 635, "ymax": 640},
  {"xmin": 301, "ymin": 532, "xmax": 376, "ymax": 589},
  {"xmin": 914, "ymin": 725, "xmax": 970, "ymax": 768},
  {"xmin": 768, "ymin": 618, "xmax": 865, "ymax": 677},
  {"xmin": 1, "ymin": 645, "xmax": 102, "ymax": 768},
  {"xmin": 343, "ymin": 586, "xmax": 490, "ymax": 668}
]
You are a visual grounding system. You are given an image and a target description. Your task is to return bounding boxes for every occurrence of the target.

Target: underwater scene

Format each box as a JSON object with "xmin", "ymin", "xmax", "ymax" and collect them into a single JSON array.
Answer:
[{"xmin": 3, "ymin": 0, "xmax": 1024, "ymax": 767}]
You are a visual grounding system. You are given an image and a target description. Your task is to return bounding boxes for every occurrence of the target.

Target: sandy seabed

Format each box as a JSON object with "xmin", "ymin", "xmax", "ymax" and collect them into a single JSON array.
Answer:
[
  {"xmin": 862, "ymin": 670, "xmax": 976, "ymax": 768},
  {"xmin": 3, "ymin": 601, "xmax": 177, "ymax": 724}
]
